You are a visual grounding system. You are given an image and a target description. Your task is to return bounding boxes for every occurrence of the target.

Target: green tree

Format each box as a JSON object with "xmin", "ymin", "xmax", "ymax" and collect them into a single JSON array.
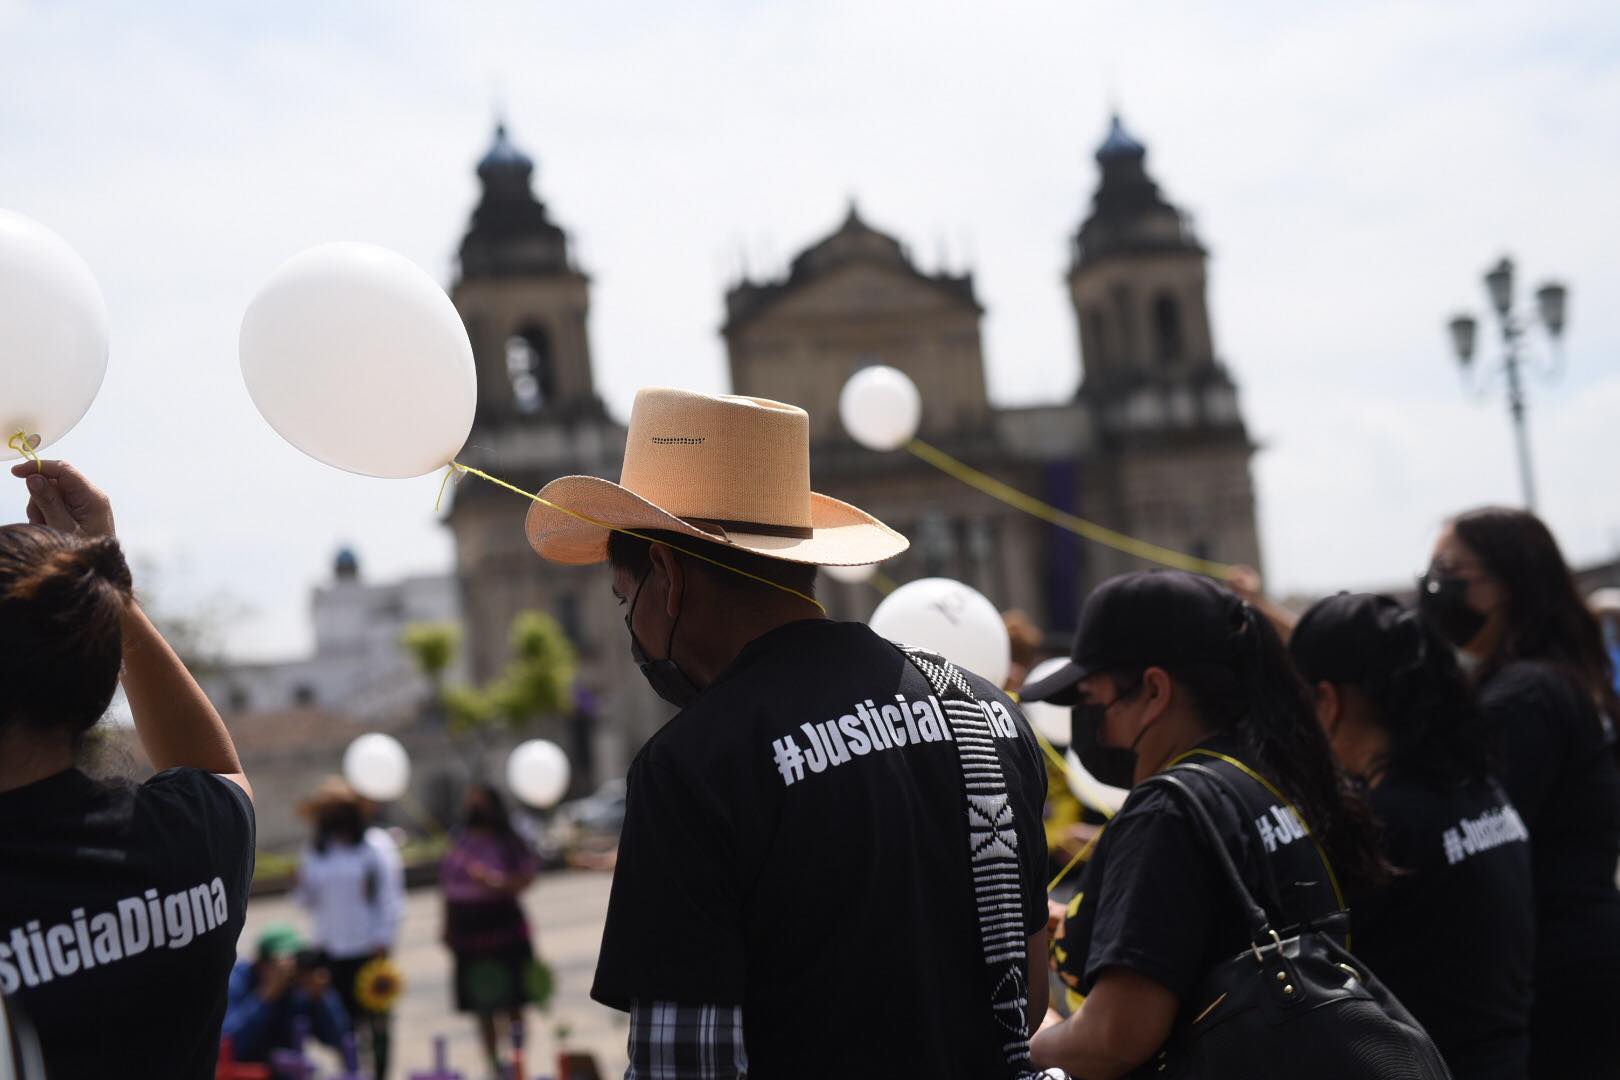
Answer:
[
  {"xmin": 401, "ymin": 621, "xmax": 461, "ymax": 722},
  {"xmin": 489, "ymin": 611, "xmax": 577, "ymax": 725},
  {"xmin": 429, "ymin": 611, "xmax": 577, "ymax": 775}
]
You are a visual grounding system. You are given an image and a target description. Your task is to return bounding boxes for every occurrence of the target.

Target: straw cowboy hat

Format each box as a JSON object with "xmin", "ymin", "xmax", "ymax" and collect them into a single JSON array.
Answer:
[
  {"xmin": 296, "ymin": 776, "xmax": 372, "ymax": 820},
  {"xmin": 527, "ymin": 387, "xmax": 909, "ymax": 567}
]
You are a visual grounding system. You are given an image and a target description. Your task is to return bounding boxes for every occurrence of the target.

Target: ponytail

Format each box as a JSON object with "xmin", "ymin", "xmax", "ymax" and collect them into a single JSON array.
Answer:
[
  {"xmin": 1353, "ymin": 610, "xmax": 1490, "ymax": 786},
  {"xmin": 1165, "ymin": 603, "xmax": 1389, "ymax": 889}
]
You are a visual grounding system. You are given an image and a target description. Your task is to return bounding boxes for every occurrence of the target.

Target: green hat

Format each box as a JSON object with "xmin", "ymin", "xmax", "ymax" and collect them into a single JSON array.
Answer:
[{"xmin": 256, "ymin": 923, "xmax": 302, "ymax": 960}]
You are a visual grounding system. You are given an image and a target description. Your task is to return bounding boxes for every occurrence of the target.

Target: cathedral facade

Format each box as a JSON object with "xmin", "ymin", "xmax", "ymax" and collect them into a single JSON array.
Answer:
[{"xmin": 445, "ymin": 116, "xmax": 1262, "ymax": 784}]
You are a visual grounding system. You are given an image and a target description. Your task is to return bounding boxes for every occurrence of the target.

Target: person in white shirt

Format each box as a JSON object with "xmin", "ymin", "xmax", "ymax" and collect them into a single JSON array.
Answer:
[{"xmin": 295, "ymin": 778, "xmax": 403, "ymax": 1079}]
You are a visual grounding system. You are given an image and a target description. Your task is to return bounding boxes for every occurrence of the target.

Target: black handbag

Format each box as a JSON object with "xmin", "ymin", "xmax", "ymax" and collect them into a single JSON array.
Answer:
[{"xmin": 1128, "ymin": 766, "xmax": 1453, "ymax": 1080}]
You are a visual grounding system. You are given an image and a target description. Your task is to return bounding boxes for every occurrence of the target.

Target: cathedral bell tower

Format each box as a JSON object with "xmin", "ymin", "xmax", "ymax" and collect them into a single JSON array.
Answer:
[
  {"xmin": 1066, "ymin": 115, "xmax": 1262, "ymax": 579},
  {"xmin": 444, "ymin": 123, "xmax": 645, "ymax": 786},
  {"xmin": 453, "ymin": 124, "xmax": 602, "ymax": 422}
]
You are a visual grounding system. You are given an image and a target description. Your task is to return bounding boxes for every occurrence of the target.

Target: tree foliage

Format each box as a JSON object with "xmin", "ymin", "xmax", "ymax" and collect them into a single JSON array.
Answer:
[
  {"xmin": 418, "ymin": 611, "xmax": 577, "ymax": 736},
  {"xmin": 401, "ymin": 622, "xmax": 460, "ymax": 686}
]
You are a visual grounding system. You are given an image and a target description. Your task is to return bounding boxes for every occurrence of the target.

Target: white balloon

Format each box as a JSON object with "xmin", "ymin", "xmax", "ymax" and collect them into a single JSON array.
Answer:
[
  {"xmin": 1064, "ymin": 747, "xmax": 1129, "ymax": 815},
  {"xmin": 342, "ymin": 733, "xmax": 411, "ymax": 802},
  {"xmin": 823, "ymin": 563, "xmax": 878, "ymax": 585},
  {"xmin": 838, "ymin": 364, "xmax": 921, "ymax": 451},
  {"xmin": 1020, "ymin": 657, "xmax": 1075, "ymax": 746},
  {"xmin": 240, "ymin": 242, "xmax": 477, "ymax": 479},
  {"xmin": 0, "ymin": 211, "xmax": 108, "ymax": 457},
  {"xmin": 869, "ymin": 577, "xmax": 1011, "ymax": 688},
  {"xmin": 507, "ymin": 739, "xmax": 571, "ymax": 809}
]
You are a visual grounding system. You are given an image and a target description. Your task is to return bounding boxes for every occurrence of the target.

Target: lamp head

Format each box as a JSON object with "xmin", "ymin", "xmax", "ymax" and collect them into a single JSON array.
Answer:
[
  {"xmin": 1535, "ymin": 282, "xmax": 1567, "ymax": 338},
  {"xmin": 1484, "ymin": 256, "xmax": 1514, "ymax": 318},
  {"xmin": 1448, "ymin": 314, "xmax": 1478, "ymax": 366}
]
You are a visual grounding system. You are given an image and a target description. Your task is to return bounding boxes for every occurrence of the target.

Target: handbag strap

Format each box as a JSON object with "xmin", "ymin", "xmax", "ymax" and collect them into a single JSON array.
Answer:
[
  {"xmin": 1142, "ymin": 771, "xmax": 1276, "ymax": 952},
  {"xmin": 1175, "ymin": 759, "xmax": 1349, "ymax": 936},
  {"xmin": 900, "ymin": 645, "xmax": 1041, "ymax": 1079}
]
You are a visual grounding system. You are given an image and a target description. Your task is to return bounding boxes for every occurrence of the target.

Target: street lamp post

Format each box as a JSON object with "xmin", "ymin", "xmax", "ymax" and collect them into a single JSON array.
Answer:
[{"xmin": 1447, "ymin": 255, "xmax": 1568, "ymax": 511}]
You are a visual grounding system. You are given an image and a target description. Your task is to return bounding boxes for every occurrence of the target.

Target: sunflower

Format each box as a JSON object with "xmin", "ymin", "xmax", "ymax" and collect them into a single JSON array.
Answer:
[
  {"xmin": 525, "ymin": 958, "xmax": 557, "ymax": 1010},
  {"xmin": 354, "ymin": 956, "xmax": 406, "ymax": 1014}
]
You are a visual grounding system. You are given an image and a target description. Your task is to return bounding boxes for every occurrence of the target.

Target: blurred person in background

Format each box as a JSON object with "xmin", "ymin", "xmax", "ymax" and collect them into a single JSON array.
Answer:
[
  {"xmin": 295, "ymin": 778, "xmax": 399, "ymax": 1079},
  {"xmin": 1025, "ymin": 571, "xmax": 1392, "ymax": 1077},
  {"xmin": 1422, "ymin": 508, "xmax": 1620, "ymax": 1078},
  {"xmin": 441, "ymin": 782, "xmax": 539, "ymax": 1080},
  {"xmin": 221, "ymin": 924, "xmax": 349, "ymax": 1064},
  {"xmin": 1292, "ymin": 593, "xmax": 1533, "ymax": 1080},
  {"xmin": 0, "ymin": 461, "xmax": 254, "ymax": 1080}
]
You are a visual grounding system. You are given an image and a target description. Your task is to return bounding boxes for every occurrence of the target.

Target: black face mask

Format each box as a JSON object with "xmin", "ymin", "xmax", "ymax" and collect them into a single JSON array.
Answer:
[
  {"xmin": 1418, "ymin": 570, "xmax": 1488, "ymax": 649},
  {"xmin": 1070, "ymin": 680, "xmax": 1147, "ymax": 789},
  {"xmin": 626, "ymin": 569, "xmax": 702, "ymax": 709}
]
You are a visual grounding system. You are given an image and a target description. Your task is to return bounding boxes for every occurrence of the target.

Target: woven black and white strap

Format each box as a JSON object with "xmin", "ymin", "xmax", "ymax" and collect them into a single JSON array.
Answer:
[{"xmin": 903, "ymin": 646, "xmax": 1044, "ymax": 1079}]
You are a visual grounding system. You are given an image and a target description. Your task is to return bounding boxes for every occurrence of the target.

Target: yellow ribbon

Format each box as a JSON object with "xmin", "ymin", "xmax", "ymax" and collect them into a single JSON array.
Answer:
[
  {"xmin": 435, "ymin": 461, "xmax": 828, "ymax": 616},
  {"xmin": 8, "ymin": 431, "xmax": 41, "ymax": 473},
  {"xmin": 905, "ymin": 437, "xmax": 1234, "ymax": 578},
  {"xmin": 1048, "ymin": 827, "xmax": 1102, "ymax": 893}
]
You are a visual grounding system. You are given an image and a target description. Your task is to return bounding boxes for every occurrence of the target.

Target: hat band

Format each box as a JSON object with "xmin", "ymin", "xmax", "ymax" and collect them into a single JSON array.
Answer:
[{"xmin": 683, "ymin": 517, "xmax": 815, "ymax": 540}]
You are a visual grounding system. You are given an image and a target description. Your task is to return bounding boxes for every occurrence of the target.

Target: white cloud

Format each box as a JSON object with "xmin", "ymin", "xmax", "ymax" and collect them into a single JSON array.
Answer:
[{"xmin": 1, "ymin": 0, "xmax": 1616, "ymax": 655}]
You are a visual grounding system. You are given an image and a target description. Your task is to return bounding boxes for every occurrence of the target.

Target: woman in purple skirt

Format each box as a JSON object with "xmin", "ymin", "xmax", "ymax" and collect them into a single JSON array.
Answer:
[{"xmin": 441, "ymin": 783, "xmax": 540, "ymax": 1079}]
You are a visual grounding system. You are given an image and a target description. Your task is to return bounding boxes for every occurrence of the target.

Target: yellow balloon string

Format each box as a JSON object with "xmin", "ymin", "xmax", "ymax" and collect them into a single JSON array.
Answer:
[
  {"xmin": 904, "ymin": 437, "xmax": 1234, "ymax": 579},
  {"xmin": 435, "ymin": 461, "xmax": 829, "ymax": 616},
  {"xmin": 8, "ymin": 432, "xmax": 42, "ymax": 473},
  {"xmin": 1048, "ymin": 828, "xmax": 1101, "ymax": 894}
]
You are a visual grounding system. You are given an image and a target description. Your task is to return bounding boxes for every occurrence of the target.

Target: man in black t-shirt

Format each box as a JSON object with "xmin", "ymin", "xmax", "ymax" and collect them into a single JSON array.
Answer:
[{"xmin": 524, "ymin": 388, "xmax": 1051, "ymax": 1078}]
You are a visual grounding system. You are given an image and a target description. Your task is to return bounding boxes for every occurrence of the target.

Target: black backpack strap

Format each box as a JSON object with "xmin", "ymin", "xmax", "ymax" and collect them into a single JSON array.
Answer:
[{"xmin": 901, "ymin": 646, "xmax": 1042, "ymax": 1080}]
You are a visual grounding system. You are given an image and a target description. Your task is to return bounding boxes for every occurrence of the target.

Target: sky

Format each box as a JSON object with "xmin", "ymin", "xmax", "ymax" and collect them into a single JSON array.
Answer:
[{"xmin": 2, "ymin": 0, "xmax": 1617, "ymax": 660}]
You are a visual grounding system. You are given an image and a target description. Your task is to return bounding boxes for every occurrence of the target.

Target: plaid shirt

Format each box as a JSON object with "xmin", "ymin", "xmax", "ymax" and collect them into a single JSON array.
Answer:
[{"xmin": 625, "ymin": 1001, "xmax": 748, "ymax": 1079}]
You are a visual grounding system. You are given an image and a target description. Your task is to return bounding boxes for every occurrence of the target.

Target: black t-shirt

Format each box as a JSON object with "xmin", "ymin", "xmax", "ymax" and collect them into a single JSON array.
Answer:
[
  {"xmin": 0, "ymin": 767, "xmax": 255, "ymax": 1079},
  {"xmin": 1053, "ymin": 738, "xmax": 1342, "ymax": 1004},
  {"xmin": 590, "ymin": 620, "xmax": 1048, "ymax": 1078},
  {"xmin": 1479, "ymin": 660, "xmax": 1620, "ymax": 978},
  {"xmin": 1349, "ymin": 768, "xmax": 1533, "ymax": 1080}
]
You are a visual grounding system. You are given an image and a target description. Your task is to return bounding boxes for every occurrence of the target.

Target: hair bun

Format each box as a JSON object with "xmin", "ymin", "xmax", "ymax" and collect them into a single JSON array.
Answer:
[{"xmin": 80, "ymin": 535, "xmax": 133, "ymax": 594}]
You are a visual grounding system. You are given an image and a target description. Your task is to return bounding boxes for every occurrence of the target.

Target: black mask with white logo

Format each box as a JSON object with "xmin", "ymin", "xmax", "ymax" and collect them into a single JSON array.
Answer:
[
  {"xmin": 626, "ymin": 569, "xmax": 702, "ymax": 709},
  {"xmin": 1417, "ymin": 570, "xmax": 1488, "ymax": 650}
]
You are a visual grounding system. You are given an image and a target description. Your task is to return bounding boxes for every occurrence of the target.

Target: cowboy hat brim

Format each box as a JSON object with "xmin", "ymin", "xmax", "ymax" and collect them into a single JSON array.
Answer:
[{"xmin": 525, "ymin": 474, "xmax": 909, "ymax": 567}]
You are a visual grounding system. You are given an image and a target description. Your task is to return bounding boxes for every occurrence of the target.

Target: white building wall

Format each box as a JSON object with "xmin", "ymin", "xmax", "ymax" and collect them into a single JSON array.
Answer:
[{"xmin": 202, "ymin": 560, "xmax": 469, "ymax": 724}]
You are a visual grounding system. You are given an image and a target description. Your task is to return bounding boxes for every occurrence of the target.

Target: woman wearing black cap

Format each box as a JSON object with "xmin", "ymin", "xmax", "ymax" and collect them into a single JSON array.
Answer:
[
  {"xmin": 1421, "ymin": 508, "xmax": 1620, "ymax": 1078},
  {"xmin": 1291, "ymin": 592, "xmax": 1532, "ymax": 1080},
  {"xmin": 1025, "ymin": 570, "xmax": 1388, "ymax": 1077}
]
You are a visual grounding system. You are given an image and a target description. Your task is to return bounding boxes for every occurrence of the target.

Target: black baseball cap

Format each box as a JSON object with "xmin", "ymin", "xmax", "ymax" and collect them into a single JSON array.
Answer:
[
  {"xmin": 1290, "ymin": 592, "xmax": 1423, "ymax": 686},
  {"xmin": 1020, "ymin": 570, "xmax": 1248, "ymax": 705}
]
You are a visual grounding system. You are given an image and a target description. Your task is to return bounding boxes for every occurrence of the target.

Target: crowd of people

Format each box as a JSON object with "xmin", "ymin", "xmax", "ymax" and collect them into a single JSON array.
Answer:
[{"xmin": 0, "ymin": 386, "xmax": 1617, "ymax": 1080}]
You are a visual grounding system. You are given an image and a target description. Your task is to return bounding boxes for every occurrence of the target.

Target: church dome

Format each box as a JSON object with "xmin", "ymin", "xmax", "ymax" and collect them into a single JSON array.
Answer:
[
  {"xmin": 478, "ymin": 124, "xmax": 533, "ymax": 174},
  {"xmin": 459, "ymin": 121, "xmax": 573, "ymax": 279},
  {"xmin": 1095, "ymin": 114, "xmax": 1145, "ymax": 161}
]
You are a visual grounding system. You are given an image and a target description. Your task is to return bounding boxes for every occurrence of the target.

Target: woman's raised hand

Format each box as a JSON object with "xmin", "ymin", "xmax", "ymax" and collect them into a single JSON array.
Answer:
[{"xmin": 11, "ymin": 459, "xmax": 116, "ymax": 538}]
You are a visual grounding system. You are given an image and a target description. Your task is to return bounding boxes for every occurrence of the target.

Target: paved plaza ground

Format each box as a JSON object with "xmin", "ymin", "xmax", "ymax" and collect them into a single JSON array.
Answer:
[{"xmin": 241, "ymin": 870, "xmax": 627, "ymax": 1080}]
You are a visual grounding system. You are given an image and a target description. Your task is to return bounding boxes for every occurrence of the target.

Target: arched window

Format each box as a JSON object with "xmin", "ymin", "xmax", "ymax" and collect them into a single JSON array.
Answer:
[
  {"xmin": 1152, "ymin": 292, "xmax": 1183, "ymax": 365},
  {"xmin": 505, "ymin": 323, "xmax": 555, "ymax": 413}
]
